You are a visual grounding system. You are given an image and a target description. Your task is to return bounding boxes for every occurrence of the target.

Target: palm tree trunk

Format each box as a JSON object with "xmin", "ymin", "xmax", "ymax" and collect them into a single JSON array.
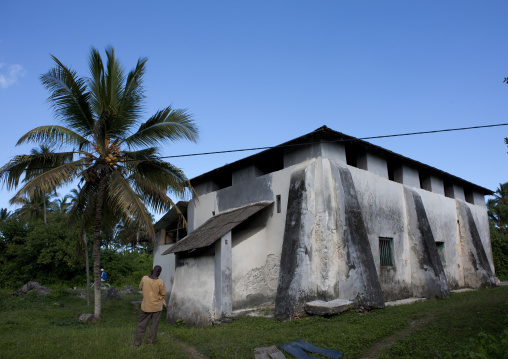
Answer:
[
  {"xmin": 93, "ymin": 175, "xmax": 107, "ymax": 319},
  {"xmin": 84, "ymin": 233, "xmax": 90, "ymax": 307}
]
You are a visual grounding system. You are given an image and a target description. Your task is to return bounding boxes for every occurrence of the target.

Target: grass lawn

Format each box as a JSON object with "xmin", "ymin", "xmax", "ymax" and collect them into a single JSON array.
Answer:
[{"xmin": 0, "ymin": 285, "xmax": 507, "ymax": 358}]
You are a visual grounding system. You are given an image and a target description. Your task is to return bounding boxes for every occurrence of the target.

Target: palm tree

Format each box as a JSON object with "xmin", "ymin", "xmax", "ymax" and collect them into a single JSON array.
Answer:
[
  {"xmin": 0, "ymin": 47, "xmax": 198, "ymax": 319},
  {"xmin": 488, "ymin": 182, "xmax": 508, "ymax": 231},
  {"xmin": 11, "ymin": 192, "xmax": 58, "ymax": 224},
  {"xmin": 50, "ymin": 194, "xmax": 72, "ymax": 214},
  {"xmin": 0, "ymin": 208, "xmax": 11, "ymax": 221},
  {"xmin": 9, "ymin": 145, "xmax": 65, "ymax": 224}
]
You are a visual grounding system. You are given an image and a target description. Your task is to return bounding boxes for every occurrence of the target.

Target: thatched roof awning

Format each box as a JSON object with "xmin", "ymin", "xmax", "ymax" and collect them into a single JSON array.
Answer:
[{"xmin": 162, "ymin": 201, "xmax": 273, "ymax": 254}]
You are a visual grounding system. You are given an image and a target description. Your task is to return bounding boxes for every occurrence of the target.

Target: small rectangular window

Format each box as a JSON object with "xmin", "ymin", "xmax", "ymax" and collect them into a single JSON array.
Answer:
[
  {"xmin": 163, "ymin": 232, "xmax": 174, "ymax": 245},
  {"xmin": 276, "ymin": 195, "xmax": 281, "ymax": 213},
  {"xmin": 436, "ymin": 242, "xmax": 446, "ymax": 264},
  {"xmin": 379, "ymin": 237, "xmax": 394, "ymax": 266}
]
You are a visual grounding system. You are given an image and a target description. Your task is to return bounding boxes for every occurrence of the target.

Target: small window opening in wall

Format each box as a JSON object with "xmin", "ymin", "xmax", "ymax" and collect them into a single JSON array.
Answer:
[
  {"xmin": 212, "ymin": 211, "xmax": 215, "ymax": 216},
  {"xmin": 276, "ymin": 195, "xmax": 281, "ymax": 213},
  {"xmin": 379, "ymin": 237, "xmax": 394, "ymax": 266},
  {"xmin": 436, "ymin": 242, "xmax": 446, "ymax": 264}
]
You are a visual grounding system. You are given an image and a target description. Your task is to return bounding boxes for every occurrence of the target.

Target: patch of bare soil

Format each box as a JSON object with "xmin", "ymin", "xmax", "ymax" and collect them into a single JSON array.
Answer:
[{"xmin": 359, "ymin": 316, "xmax": 433, "ymax": 359}]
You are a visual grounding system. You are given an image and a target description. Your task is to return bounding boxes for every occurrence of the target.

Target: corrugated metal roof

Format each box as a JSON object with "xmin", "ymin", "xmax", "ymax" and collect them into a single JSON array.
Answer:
[{"xmin": 162, "ymin": 201, "xmax": 273, "ymax": 254}]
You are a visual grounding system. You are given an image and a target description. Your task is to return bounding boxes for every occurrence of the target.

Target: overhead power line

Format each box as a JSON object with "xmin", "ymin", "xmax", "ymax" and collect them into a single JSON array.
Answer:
[
  {"xmin": 2, "ymin": 122, "xmax": 507, "ymax": 172},
  {"xmin": 159, "ymin": 122, "xmax": 508, "ymax": 159}
]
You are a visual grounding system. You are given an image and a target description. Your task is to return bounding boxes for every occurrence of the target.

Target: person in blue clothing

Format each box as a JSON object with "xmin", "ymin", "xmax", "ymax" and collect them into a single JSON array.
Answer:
[{"xmin": 101, "ymin": 268, "xmax": 107, "ymax": 282}]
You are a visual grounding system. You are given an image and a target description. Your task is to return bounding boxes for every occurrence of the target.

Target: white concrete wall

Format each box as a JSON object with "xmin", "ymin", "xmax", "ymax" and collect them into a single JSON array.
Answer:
[
  {"xmin": 417, "ymin": 188, "xmax": 463, "ymax": 288},
  {"xmin": 350, "ymin": 166, "xmax": 413, "ymax": 299},
  {"xmin": 394, "ymin": 165, "xmax": 420, "ymax": 188},
  {"xmin": 152, "ymin": 229, "xmax": 176, "ymax": 298},
  {"xmin": 445, "ymin": 184, "xmax": 465, "ymax": 201},
  {"xmin": 231, "ymin": 166, "xmax": 294, "ymax": 309},
  {"xmin": 468, "ymin": 202, "xmax": 495, "ymax": 274},
  {"xmin": 421, "ymin": 176, "xmax": 445, "ymax": 195},
  {"xmin": 167, "ymin": 256, "xmax": 215, "ymax": 327},
  {"xmin": 357, "ymin": 152, "xmax": 388, "ymax": 179},
  {"xmin": 188, "ymin": 191, "xmax": 217, "ymax": 232},
  {"xmin": 164, "ymin": 145, "xmax": 493, "ymax": 324}
]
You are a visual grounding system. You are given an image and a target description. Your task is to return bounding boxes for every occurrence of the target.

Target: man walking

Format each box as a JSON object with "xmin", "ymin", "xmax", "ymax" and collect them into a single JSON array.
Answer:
[{"xmin": 133, "ymin": 265, "xmax": 166, "ymax": 346}]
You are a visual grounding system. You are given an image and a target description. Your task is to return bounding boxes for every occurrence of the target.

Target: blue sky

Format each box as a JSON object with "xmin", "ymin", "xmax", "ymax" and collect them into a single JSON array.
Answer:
[{"xmin": 1, "ymin": 1, "xmax": 507, "ymax": 220}]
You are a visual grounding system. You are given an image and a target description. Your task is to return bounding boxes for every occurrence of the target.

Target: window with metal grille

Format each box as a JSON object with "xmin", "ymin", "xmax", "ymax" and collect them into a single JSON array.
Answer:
[
  {"xmin": 379, "ymin": 237, "xmax": 394, "ymax": 266},
  {"xmin": 436, "ymin": 242, "xmax": 446, "ymax": 264}
]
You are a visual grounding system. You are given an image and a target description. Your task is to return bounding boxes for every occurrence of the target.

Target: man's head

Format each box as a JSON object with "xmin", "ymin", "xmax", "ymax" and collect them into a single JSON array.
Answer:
[{"xmin": 152, "ymin": 265, "xmax": 162, "ymax": 277}]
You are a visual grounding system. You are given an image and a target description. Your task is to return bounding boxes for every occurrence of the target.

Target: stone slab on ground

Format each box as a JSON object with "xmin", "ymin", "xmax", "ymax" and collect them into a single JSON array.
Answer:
[
  {"xmin": 304, "ymin": 299, "xmax": 353, "ymax": 316},
  {"xmin": 254, "ymin": 345, "xmax": 286, "ymax": 359},
  {"xmin": 384, "ymin": 298, "xmax": 426, "ymax": 307},
  {"xmin": 451, "ymin": 288, "xmax": 475, "ymax": 293}
]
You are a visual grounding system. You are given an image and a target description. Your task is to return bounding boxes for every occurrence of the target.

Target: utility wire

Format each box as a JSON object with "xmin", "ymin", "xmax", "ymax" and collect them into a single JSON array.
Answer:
[
  {"xmin": 158, "ymin": 122, "xmax": 508, "ymax": 159},
  {"xmin": 2, "ymin": 123, "xmax": 507, "ymax": 171}
]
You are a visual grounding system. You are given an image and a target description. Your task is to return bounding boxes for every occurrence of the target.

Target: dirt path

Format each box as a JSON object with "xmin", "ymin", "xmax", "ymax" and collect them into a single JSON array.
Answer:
[
  {"xmin": 169, "ymin": 335, "xmax": 208, "ymax": 359},
  {"xmin": 359, "ymin": 316, "xmax": 433, "ymax": 359}
]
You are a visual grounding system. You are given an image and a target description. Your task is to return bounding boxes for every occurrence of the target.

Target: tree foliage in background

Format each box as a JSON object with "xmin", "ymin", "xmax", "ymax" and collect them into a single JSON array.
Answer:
[
  {"xmin": 0, "ymin": 47, "xmax": 198, "ymax": 318},
  {"xmin": 0, "ymin": 207, "xmax": 153, "ymax": 290},
  {"xmin": 488, "ymin": 183, "xmax": 508, "ymax": 280}
]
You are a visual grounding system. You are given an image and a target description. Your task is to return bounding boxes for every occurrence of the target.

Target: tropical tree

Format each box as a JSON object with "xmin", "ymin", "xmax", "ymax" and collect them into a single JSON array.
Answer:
[
  {"xmin": 10, "ymin": 145, "xmax": 64, "ymax": 224},
  {"xmin": 51, "ymin": 194, "xmax": 72, "ymax": 214},
  {"xmin": 0, "ymin": 208, "xmax": 11, "ymax": 221},
  {"xmin": 0, "ymin": 47, "xmax": 198, "ymax": 319},
  {"xmin": 488, "ymin": 182, "xmax": 508, "ymax": 231}
]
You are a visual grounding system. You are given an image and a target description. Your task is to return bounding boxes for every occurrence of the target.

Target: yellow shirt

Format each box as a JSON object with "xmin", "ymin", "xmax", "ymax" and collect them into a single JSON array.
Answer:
[{"xmin": 139, "ymin": 276, "xmax": 166, "ymax": 312}]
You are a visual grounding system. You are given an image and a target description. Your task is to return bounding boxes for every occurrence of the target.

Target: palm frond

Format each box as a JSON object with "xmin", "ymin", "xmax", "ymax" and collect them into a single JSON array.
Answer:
[
  {"xmin": 123, "ymin": 147, "xmax": 159, "ymax": 160},
  {"xmin": 128, "ymin": 159, "xmax": 191, "ymax": 196},
  {"xmin": 10, "ymin": 159, "xmax": 84, "ymax": 203},
  {"xmin": 124, "ymin": 106, "xmax": 198, "ymax": 149},
  {"xmin": 128, "ymin": 172, "xmax": 181, "ymax": 214},
  {"xmin": 106, "ymin": 171, "xmax": 155, "ymax": 238},
  {"xmin": 16, "ymin": 126, "xmax": 89, "ymax": 150},
  {"xmin": 67, "ymin": 182, "xmax": 97, "ymax": 230},
  {"xmin": 41, "ymin": 56, "xmax": 94, "ymax": 135},
  {"xmin": 0, "ymin": 150, "xmax": 73, "ymax": 190},
  {"xmin": 121, "ymin": 56, "xmax": 147, "ymax": 121}
]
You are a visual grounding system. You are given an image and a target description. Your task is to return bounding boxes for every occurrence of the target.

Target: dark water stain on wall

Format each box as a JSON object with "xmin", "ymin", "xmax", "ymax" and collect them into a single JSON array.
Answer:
[
  {"xmin": 337, "ymin": 166, "xmax": 385, "ymax": 309},
  {"xmin": 274, "ymin": 168, "xmax": 306, "ymax": 319},
  {"xmin": 409, "ymin": 190, "xmax": 450, "ymax": 298},
  {"xmin": 459, "ymin": 202, "xmax": 496, "ymax": 287}
]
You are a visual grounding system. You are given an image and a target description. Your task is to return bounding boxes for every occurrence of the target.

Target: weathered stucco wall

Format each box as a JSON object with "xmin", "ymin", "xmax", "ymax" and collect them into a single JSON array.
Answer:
[
  {"xmin": 189, "ymin": 191, "xmax": 217, "ymax": 232},
  {"xmin": 167, "ymin": 255, "xmax": 215, "ymax": 327},
  {"xmin": 275, "ymin": 159, "xmax": 385, "ymax": 319},
  {"xmin": 164, "ymin": 151, "xmax": 494, "ymax": 325},
  {"xmin": 230, "ymin": 168, "xmax": 293, "ymax": 310},
  {"xmin": 152, "ymin": 231, "xmax": 176, "ymax": 299},
  {"xmin": 350, "ymin": 165, "xmax": 413, "ymax": 301}
]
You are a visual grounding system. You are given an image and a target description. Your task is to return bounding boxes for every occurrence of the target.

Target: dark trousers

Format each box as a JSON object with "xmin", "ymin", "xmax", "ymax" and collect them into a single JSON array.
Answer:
[{"xmin": 133, "ymin": 310, "xmax": 162, "ymax": 346}]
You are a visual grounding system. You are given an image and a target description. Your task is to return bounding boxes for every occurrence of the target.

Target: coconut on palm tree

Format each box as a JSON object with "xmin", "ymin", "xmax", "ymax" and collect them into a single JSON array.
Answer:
[{"xmin": 0, "ymin": 47, "xmax": 198, "ymax": 319}]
